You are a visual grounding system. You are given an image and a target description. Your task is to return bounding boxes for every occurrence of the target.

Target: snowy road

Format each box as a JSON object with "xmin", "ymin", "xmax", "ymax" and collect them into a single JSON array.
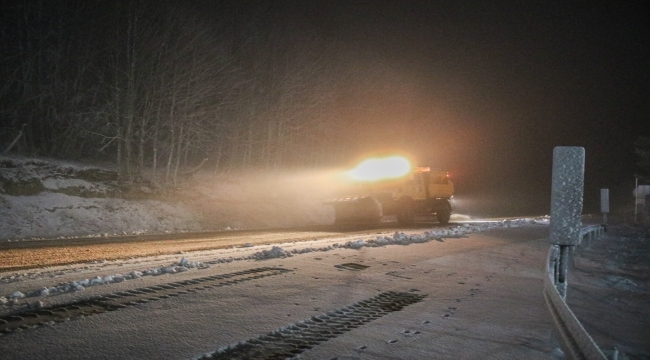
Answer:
[
  {"xmin": 0, "ymin": 222, "xmax": 453, "ymax": 271},
  {"xmin": 0, "ymin": 220, "xmax": 562, "ymax": 359}
]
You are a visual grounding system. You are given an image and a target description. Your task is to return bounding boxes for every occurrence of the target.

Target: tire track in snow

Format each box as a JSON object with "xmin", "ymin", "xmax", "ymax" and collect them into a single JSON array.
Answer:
[
  {"xmin": 200, "ymin": 291, "xmax": 426, "ymax": 360},
  {"xmin": 0, "ymin": 267, "xmax": 290, "ymax": 335}
]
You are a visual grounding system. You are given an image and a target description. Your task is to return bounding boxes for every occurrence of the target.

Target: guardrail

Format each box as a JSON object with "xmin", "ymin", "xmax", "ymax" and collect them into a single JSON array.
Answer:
[{"xmin": 544, "ymin": 225, "xmax": 608, "ymax": 360}]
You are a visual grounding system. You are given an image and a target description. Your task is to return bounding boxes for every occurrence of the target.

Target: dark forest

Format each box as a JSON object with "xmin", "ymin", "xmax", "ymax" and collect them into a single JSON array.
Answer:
[{"xmin": 1, "ymin": 1, "xmax": 408, "ymax": 184}]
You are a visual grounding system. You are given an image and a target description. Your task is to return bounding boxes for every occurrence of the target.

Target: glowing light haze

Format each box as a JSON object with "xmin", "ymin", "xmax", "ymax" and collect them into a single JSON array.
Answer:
[{"xmin": 347, "ymin": 156, "xmax": 411, "ymax": 181}]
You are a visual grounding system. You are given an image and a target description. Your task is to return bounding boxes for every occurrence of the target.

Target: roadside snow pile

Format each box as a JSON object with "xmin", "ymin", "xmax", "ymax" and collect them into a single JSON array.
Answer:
[
  {"xmin": 249, "ymin": 218, "xmax": 547, "ymax": 261},
  {"xmin": 290, "ymin": 245, "xmax": 334, "ymax": 254},
  {"xmin": 250, "ymin": 246, "xmax": 293, "ymax": 259},
  {"xmin": 1, "ymin": 257, "xmax": 209, "ymax": 302},
  {"xmin": 0, "ymin": 292, "xmax": 26, "ymax": 307},
  {"xmin": 9, "ymin": 291, "xmax": 25, "ymax": 299},
  {"xmin": 345, "ymin": 239, "xmax": 366, "ymax": 249},
  {"xmin": 339, "ymin": 219, "xmax": 540, "ymax": 249},
  {"xmin": 249, "ymin": 245, "xmax": 337, "ymax": 259},
  {"xmin": 178, "ymin": 256, "xmax": 207, "ymax": 269},
  {"xmin": 123, "ymin": 257, "xmax": 209, "ymax": 277}
]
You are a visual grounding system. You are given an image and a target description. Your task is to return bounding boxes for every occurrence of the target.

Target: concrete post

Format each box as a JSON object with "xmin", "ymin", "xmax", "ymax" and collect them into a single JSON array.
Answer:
[{"xmin": 549, "ymin": 147, "xmax": 585, "ymax": 298}]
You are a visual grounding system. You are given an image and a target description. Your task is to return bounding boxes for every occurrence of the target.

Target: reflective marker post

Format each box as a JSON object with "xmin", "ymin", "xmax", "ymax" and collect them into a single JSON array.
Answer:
[
  {"xmin": 600, "ymin": 189, "xmax": 609, "ymax": 228},
  {"xmin": 550, "ymin": 147, "xmax": 585, "ymax": 298},
  {"xmin": 635, "ymin": 176, "xmax": 638, "ymax": 223}
]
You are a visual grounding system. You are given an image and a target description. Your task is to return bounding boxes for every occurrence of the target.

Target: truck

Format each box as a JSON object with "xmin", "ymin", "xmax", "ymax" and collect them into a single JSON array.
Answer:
[{"xmin": 325, "ymin": 158, "xmax": 454, "ymax": 225}]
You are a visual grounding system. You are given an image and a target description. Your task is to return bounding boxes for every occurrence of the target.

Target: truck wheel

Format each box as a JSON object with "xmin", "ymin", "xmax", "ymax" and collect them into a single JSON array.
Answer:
[
  {"xmin": 436, "ymin": 201, "xmax": 451, "ymax": 224},
  {"xmin": 397, "ymin": 197, "xmax": 415, "ymax": 225}
]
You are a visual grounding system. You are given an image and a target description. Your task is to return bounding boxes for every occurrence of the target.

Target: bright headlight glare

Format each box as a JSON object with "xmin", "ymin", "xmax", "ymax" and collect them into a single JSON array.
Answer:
[{"xmin": 348, "ymin": 156, "xmax": 411, "ymax": 181}]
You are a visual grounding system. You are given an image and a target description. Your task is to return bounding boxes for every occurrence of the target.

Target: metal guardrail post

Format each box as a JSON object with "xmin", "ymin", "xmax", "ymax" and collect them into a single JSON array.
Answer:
[
  {"xmin": 550, "ymin": 146, "xmax": 585, "ymax": 298},
  {"xmin": 549, "ymin": 245, "xmax": 560, "ymax": 282}
]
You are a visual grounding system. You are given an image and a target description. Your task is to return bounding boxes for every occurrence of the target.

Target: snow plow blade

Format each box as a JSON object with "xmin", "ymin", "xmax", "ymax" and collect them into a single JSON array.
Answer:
[{"xmin": 324, "ymin": 196, "xmax": 382, "ymax": 224}]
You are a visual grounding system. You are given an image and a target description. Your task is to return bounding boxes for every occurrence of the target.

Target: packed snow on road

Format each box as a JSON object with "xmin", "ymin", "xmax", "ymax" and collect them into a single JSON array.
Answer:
[{"xmin": 1, "ymin": 218, "xmax": 548, "ymax": 311}]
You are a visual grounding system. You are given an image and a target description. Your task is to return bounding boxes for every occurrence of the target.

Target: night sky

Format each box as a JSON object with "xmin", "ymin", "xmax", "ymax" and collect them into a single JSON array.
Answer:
[{"xmin": 261, "ymin": 1, "xmax": 649, "ymax": 214}]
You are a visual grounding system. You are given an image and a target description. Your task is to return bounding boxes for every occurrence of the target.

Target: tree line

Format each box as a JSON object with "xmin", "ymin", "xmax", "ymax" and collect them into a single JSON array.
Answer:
[{"xmin": 0, "ymin": 1, "xmax": 404, "ymax": 184}]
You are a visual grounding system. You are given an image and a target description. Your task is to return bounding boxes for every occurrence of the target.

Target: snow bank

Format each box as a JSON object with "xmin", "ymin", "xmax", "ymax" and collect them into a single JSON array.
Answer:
[
  {"xmin": 0, "ymin": 155, "xmax": 334, "ymax": 240},
  {"xmin": 0, "ymin": 193, "xmax": 203, "ymax": 239},
  {"xmin": 249, "ymin": 218, "xmax": 548, "ymax": 261},
  {"xmin": 339, "ymin": 219, "xmax": 545, "ymax": 249},
  {"xmin": 250, "ymin": 246, "xmax": 293, "ymax": 260}
]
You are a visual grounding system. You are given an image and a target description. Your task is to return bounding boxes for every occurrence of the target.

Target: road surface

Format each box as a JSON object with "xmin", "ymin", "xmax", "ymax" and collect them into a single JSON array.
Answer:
[
  {"xmin": 0, "ymin": 222, "xmax": 449, "ymax": 271},
  {"xmin": 1, "ymin": 221, "xmax": 567, "ymax": 359}
]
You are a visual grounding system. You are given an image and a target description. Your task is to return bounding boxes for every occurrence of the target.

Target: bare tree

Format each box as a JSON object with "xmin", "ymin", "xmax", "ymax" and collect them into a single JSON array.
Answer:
[{"xmin": 1, "ymin": 0, "xmax": 412, "ymax": 178}]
